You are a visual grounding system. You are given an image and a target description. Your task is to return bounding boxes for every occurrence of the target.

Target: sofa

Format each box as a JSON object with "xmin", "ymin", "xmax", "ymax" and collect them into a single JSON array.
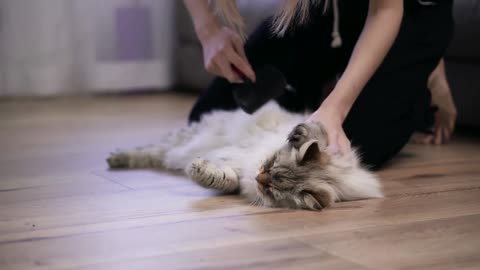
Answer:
[
  {"xmin": 444, "ymin": 1, "xmax": 480, "ymax": 127},
  {"xmin": 175, "ymin": 1, "xmax": 479, "ymax": 127}
]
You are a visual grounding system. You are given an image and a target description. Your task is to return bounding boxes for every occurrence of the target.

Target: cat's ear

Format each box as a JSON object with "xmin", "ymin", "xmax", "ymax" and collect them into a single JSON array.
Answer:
[
  {"xmin": 298, "ymin": 140, "xmax": 320, "ymax": 163},
  {"xmin": 297, "ymin": 140, "xmax": 326, "ymax": 164}
]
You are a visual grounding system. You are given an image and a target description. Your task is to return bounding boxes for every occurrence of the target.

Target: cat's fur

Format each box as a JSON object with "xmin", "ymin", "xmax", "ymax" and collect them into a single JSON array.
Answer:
[{"xmin": 107, "ymin": 102, "xmax": 382, "ymax": 210}]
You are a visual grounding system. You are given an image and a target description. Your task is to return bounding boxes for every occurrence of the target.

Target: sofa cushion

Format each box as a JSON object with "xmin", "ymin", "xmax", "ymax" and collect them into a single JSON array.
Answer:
[{"xmin": 446, "ymin": 0, "xmax": 480, "ymax": 61}]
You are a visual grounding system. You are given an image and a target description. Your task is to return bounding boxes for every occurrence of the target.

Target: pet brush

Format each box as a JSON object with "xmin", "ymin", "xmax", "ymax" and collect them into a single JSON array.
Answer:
[{"xmin": 231, "ymin": 65, "xmax": 294, "ymax": 114}]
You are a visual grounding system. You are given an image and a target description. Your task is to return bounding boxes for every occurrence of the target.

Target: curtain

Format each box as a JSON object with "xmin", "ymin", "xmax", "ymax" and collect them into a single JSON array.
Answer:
[{"xmin": 0, "ymin": 0, "xmax": 175, "ymax": 96}]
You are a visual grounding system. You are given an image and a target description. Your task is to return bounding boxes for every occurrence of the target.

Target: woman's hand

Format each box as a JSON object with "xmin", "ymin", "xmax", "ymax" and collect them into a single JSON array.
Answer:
[
  {"xmin": 411, "ymin": 59, "xmax": 457, "ymax": 145},
  {"xmin": 183, "ymin": 0, "xmax": 255, "ymax": 83},
  {"xmin": 308, "ymin": 104, "xmax": 351, "ymax": 155},
  {"xmin": 411, "ymin": 91, "xmax": 457, "ymax": 145},
  {"xmin": 429, "ymin": 59, "xmax": 457, "ymax": 144},
  {"xmin": 199, "ymin": 25, "xmax": 256, "ymax": 83},
  {"xmin": 411, "ymin": 82, "xmax": 457, "ymax": 145},
  {"xmin": 432, "ymin": 91, "xmax": 457, "ymax": 144}
]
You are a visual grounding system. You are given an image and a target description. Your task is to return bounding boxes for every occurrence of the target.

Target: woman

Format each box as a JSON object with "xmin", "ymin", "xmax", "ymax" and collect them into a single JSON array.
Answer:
[{"xmin": 183, "ymin": 0, "xmax": 457, "ymax": 168}]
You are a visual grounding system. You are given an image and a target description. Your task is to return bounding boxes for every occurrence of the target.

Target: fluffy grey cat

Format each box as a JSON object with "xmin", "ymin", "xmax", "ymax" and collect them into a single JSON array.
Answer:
[{"xmin": 107, "ymin": 102, "xmax": 382, "ymax": 210}]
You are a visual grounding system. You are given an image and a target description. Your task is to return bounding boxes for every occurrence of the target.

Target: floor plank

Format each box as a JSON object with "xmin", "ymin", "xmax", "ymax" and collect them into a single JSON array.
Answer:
[
  {"xmin": 0, "ymin": 173, "xmax": 128, "ymax": 204},
  {"xmin": 1, "ymin": 93, "xmax": 479, "ymax": 270},
  {"xmin": 297, "ymin": 214, "xmax": 480, "ymax": 270},
  {"xmin": 75, "ymin": 239, "xmax": 369, "ymax": 270}
]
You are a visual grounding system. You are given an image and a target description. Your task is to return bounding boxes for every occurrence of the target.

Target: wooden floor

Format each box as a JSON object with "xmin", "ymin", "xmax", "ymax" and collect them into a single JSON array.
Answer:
[{"xmin": 1, "ymin": 93, "xmax": 479, "ymax": 270}]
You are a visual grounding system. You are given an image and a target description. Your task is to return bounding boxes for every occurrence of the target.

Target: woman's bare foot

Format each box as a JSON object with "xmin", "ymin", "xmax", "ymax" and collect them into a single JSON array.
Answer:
[{"xmin": 411, "ymin": 59, "xmax": 457, "ymax": 145}]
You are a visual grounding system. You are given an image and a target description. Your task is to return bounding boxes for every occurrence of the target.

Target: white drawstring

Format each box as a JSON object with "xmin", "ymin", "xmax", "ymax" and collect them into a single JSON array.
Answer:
[
  {"xmin": 331, "ymin": 0, "xmax": 342, "ymax": 48},
  {"xmin": 418, "ymin": 0, "xmax": 437, "ymax": 6},
  {"xmin": 329, "ymin": 0, "xmax": 436, "ymax": 48}
]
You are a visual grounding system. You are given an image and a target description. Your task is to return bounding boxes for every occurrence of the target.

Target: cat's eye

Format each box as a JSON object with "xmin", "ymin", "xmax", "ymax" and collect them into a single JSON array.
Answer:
[
  {"xmin": 270, "ymin": 175, "xmax": 279, "ymax": 183},
  {"xmin": 270, "ymin": 171, "xmax": 285, "ymax": 182},
  {"xmin": 272, "ymin": 166, "xmax": 294, "ymax": 177}
]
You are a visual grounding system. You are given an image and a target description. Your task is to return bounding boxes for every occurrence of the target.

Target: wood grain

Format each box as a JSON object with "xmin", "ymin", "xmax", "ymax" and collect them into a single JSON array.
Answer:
[{"xmin": 1, "ymin": 93, "xmax": 479, "ymax": 270}]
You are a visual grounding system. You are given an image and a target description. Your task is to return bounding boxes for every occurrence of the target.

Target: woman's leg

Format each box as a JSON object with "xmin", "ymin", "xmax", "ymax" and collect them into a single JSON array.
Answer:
[{"xmin": 343, "ymin": 1, "xmax": 455, "ymax": 168}]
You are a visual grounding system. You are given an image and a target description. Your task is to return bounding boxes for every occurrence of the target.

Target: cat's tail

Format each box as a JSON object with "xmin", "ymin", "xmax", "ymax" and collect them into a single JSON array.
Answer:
[
  {"xmin": 334, "ymin": 169, "xmax": 383, "ymax": 201},
  {"xmin": 106, "ymin": 144, "xmax": 169, "ymax": 169},
  {"xmin": 326, "ymin": 149, "xmax": 383, "ymax": 201},
  {"xmin": 107, "ymin": 125, "xmax": 197, "ymax": 169}
]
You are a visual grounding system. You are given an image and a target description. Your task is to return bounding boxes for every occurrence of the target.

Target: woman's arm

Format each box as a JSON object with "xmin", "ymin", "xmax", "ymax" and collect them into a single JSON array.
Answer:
[
  {"xmin": 420, "ymin": 58, "xmax": 456, "ymax": 144},
  {"xmin": 183, "ymin": 0, "xmax": 255, "ymax": 82},
  {"xmin": 309, "ymin": 0, "xmax": 404, "ymax": 153},
  {"xmin": 183, "ymin": 0, "xmax": 218, "ymax": 42}
]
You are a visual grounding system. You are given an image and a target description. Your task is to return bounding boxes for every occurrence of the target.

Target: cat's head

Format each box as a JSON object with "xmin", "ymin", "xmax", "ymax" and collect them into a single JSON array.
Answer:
[{"xmin": 255, "ymin": 122, "xmax": 336, "ymax": 210}]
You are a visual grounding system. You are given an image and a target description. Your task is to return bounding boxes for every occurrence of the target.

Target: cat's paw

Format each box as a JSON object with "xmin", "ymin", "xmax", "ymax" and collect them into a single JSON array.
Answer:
[
  {"xmin": 288, "ymin": 123, "xmax": 310, "ymax": 149},
  {"xmin": 187, "ymin": 158, "xmax": 239, "ymax": 193},
  {"xmin": 107, "ymin": 150, "xmax": 130, "ymax": 168},
  {"xmin": 187, "ymin": 158, "xmax": 208, "ymax": 184}
]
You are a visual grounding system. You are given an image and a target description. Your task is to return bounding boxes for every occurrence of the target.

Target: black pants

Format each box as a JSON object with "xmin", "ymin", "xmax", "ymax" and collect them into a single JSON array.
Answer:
[{"xmin": 189, "ymin": 0, "xmax": 454, "ymax": 169}]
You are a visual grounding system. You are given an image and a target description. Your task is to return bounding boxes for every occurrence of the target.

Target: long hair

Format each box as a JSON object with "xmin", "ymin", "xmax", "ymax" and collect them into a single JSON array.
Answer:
[{"xmin": 212, "ymin": 0, "xmax": 327, "ymax": 38}]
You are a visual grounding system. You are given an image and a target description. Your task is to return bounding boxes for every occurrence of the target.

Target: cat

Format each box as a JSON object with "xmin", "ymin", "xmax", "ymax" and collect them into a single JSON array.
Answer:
[{"xmin": 107, "ymin": 102, "xmax": 383, "ymax": 210}]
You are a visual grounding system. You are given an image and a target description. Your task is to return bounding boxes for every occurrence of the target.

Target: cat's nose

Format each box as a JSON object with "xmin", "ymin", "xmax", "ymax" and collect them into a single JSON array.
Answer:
[{"xmin": 256, "ymin": 172, "xmax": 270, "ymax": 186}]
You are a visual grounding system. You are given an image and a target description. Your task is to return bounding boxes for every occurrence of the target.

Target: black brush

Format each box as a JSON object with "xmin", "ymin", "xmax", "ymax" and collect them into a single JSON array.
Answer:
[{"xmin": 231, "ymin": 65, "xmax": 292, "ymax": 114}]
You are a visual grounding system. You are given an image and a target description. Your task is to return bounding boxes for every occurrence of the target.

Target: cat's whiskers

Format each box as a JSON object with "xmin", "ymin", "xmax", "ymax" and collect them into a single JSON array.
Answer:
[
  {"xmin": 250, "ymin": 195, "xmax": 262, "ymax": 207},
  {"xmin": 252, "ymin": 199, "xmax": 258, "ymax": 207}
]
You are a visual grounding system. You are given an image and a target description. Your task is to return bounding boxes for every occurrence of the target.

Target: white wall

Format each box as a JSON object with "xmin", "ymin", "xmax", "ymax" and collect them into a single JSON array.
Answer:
[{"xmin": 0, "ymin": 0, "xmax": 175, "ymax": 96}]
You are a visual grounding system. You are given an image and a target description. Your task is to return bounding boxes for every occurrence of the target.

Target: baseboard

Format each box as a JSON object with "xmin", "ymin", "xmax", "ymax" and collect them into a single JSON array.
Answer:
[{"xmin": 88, "ymin": 60, "xmax": 173, "ymax": 92}]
